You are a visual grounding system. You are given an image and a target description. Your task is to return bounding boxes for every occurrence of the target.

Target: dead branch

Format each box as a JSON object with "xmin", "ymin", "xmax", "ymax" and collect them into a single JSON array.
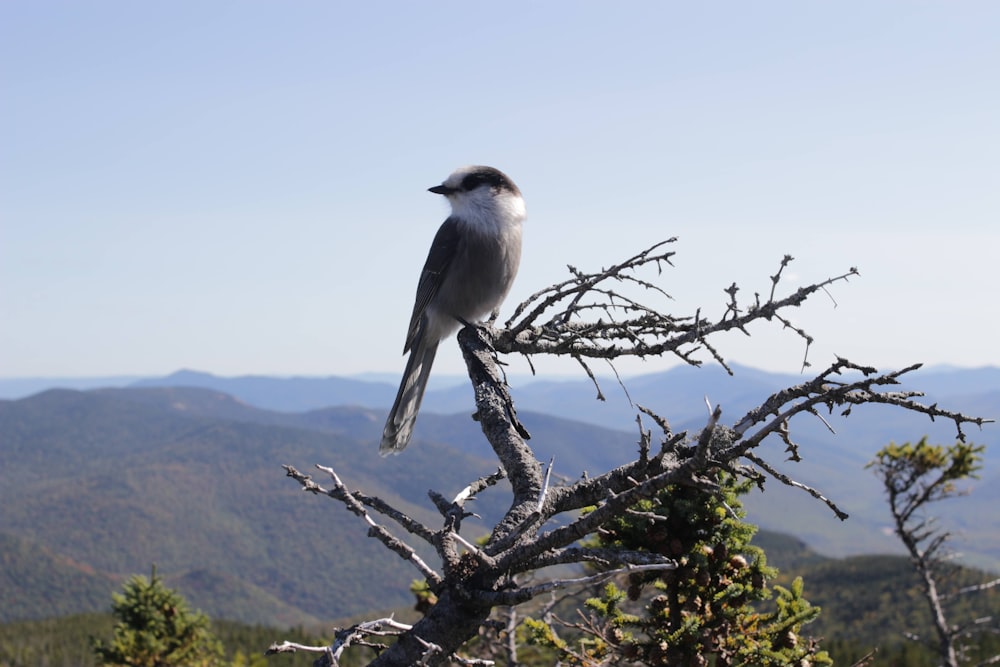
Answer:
[
  {"xmin": 276, "ymin": 240, "xmax": 991, "ymax": 666},
  {"xmin": 283, "ymin": 464, "xmax": 442, "ymax": 585},
  {"xmin": 498, "ymin": 240, "xmax": 858, "ymax": 375}
]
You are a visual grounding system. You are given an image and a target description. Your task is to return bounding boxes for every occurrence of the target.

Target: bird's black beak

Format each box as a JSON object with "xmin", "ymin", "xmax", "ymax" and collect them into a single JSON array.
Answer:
[{"xmin": 428, "ymin": 184, "xmax": 454, "ymax": 195}]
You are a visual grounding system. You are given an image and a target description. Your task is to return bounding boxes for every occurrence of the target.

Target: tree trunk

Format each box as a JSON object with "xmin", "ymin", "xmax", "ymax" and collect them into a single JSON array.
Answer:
[{"xmin": 369, "ymin": 588, "xmax": 491, "ymax": 666}]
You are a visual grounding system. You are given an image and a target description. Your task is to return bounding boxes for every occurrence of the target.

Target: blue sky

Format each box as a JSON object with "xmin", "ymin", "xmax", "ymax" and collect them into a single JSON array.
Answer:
[{"xmin": 2, "ymin": 2, "xmax": 998, "ymax": 380}]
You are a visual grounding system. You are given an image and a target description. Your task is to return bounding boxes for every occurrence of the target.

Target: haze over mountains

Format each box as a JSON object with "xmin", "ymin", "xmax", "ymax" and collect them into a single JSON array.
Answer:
[
  {"xmin": 6, "ymin": 362, "xmax": 1000, "ymax": 427},
  {"xmin": 1, "ymin": 363, "xmax": 997, "ymax": 625}
]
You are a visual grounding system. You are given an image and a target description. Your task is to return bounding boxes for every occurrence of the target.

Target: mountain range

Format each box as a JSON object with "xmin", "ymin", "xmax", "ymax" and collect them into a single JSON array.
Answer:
[
  {"xmin": 5, "ymin": 363, "xmax": 1000, "ymax": 435},
  {"xmin": 1, "ymin": 363, "xmax": 997, "ymax": 626}
]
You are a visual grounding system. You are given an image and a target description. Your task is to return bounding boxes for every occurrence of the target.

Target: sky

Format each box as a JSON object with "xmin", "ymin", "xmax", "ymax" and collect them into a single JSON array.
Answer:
[{"xmin": 2, "ymin": 1, "xmax": 999, "ymax": 381}]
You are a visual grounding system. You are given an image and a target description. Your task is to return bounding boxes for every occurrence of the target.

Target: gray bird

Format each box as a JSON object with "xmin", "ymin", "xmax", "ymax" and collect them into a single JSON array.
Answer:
[{"xmin": 380, "ymin": 166, "xmax": 526, "ymax": 455}]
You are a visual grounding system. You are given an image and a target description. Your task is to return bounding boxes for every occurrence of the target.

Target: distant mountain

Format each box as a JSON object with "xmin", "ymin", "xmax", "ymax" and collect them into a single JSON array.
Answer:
[
  {"xmin": 1, "ymin": 364, "xmax": 997, "ymax": 625},
  {"xmin": 119, "ymin": 364, "xmax": 999, "ymax": 565},
  {"xmin": 0, "ymin": 388, "xmax": 502, "ymax": 623},
  {"xmin": 130, "ymin": 369, "xmax": 395, "ymax": 413},
  {"xmin": 117, "ymin": 363, "xmax": 801, "ymax": 428},
  {"xmin": 0, "ymin": 532, "xmax": 115, "ymax": 621},
  {"xmin": 97, "ymin": 385, "xmax": 639, "ymax": 482},
  {"xmin": 0, "ymin": 375, "xmax": 143, "ymax": 399},
  {"xmin": 897, "ymin": 365, "xmax": 1000, "ymax": 396},
  {"xmin": 164, "ymin": 569, "xmax": 321, "ymax": 628},
  {"xmin": 0, "ymin": 530, "xmax": 318, "ymax": 629},
  {"xmin": 5, "ymin": 363, "xmax": 997, "ymax": 429}
]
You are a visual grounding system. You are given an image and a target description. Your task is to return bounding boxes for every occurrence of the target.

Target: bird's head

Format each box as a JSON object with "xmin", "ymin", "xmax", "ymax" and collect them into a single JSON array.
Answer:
[{"xmin": 429, "ymin": 165, "xmax": 525, "ymax": 223}]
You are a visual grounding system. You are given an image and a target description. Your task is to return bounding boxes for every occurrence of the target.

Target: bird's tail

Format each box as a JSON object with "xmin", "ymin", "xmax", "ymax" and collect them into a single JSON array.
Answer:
[{"xmin": 380, "ymin": 337, "xmax": 438, "ymax": 455}]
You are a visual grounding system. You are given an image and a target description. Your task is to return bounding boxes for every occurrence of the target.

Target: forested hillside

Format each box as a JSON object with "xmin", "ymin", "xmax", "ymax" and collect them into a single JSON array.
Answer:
[{"xmin": 2, "ymin": 533, "xmax": 997, "ymax": 667}]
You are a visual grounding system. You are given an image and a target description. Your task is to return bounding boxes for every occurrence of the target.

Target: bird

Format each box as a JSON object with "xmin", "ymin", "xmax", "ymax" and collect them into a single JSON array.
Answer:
[{"xmin": 380, "ymin": 165, "xmax": 526, "ymax": 455}]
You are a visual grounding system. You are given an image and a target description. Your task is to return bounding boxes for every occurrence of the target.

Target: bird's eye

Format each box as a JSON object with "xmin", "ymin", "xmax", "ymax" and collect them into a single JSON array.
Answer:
[{"xmin": 460, "ymin": 173, "xmax": 484, "ymax": 191}]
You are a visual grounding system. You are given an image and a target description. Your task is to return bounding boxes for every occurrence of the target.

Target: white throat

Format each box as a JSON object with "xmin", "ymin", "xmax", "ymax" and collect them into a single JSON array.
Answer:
[{"xmin": 450, "ymin": 188, "xmax": 526, "ymax": 232}]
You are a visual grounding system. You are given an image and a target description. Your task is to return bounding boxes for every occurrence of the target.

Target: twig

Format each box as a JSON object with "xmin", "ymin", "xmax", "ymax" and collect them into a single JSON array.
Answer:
[
  {"xmin": 537, "ymin": 457, "xmax": 554, "ymax": 513},
  {"xmin": 743, "ymin": 453, "xmax": 849, "ymax": 520},
  {"xmin": 283, "ymin": 464, "xmax": 442, "ymax": 585}
]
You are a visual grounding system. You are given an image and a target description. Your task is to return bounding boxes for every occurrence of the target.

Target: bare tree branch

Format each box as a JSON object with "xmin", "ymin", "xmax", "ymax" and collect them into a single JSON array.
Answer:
[
  {"xmin": 275, "ymin": 240, "xmax": 991, "ymax": 666},
  {"xmin": 497, "ymin": 241, "xmax": 859, "ymax": 376},
  {"xmin": 743, "ymin": 452, "xmax": 849, "ymax": 520},
  {"xmin": 283, "ymin": 464, "xmax": 443, "ymax": 586}
]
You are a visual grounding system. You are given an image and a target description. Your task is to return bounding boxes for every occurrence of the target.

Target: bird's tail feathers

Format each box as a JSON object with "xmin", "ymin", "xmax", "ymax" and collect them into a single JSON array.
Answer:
[{"xmin": 379, "ymin": 339, "xmax": 438, "ymax": 455}]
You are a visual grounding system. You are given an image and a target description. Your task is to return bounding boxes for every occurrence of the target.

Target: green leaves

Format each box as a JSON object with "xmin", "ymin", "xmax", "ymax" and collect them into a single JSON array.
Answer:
[
  {"xmin": 867, "ymin": 437, "xmax": 994, "ymax": 666},
  {"xmin": 868, "ymin": 437, "xmax": 984, "ymax": 525},
  {"xmin": 91, "ymin": 567, "xmax": 223, "ymax": 667},
  {"xmin": 526, "ymin": 472, "xmax": 831, "ymax": 666}
]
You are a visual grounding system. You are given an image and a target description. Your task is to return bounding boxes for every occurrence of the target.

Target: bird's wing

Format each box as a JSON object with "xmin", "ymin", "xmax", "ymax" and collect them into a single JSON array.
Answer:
[{"xmin": 404, "ymin": 217, "xmax": 461, "ymax": 353}]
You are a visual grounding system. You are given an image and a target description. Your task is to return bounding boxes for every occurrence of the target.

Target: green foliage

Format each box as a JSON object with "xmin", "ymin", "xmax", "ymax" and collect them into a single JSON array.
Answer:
[
  {"xmin": 0, "ymin": 613, "xmax": 114, "ymax": 667},
  {"xmin": 867, "ymin": 437, "xmax": 984, "ymax": 506},
  {"xmin": 526, "ymin": 472, "xmax": 831, "ymax": 666},
  {"xmin": 91, "ymin": 567, "xmax": 224, "ymax": 667},
  {"xmin": 3, "ymin": 551, "xmax": 997, "ymax": 666},
  {"xmin": 0, "ymin": 613, "xmax": 332, "ymax": 667},
  {"xmin": 866, "ymin": 437, "xmax": 997, "ymax": 667},
  {"xmin": 409, "ymin": 579, "xmax": 439, "ymax": 616}
]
